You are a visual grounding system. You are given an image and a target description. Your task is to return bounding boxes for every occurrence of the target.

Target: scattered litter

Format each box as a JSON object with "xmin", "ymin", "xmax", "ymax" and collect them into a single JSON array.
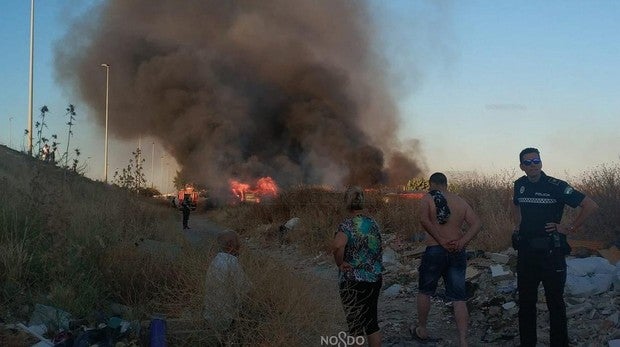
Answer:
[
  {"xmin": 486, "ymin": 252, "xmax": 510, "ymax": 264},
  {"xmin": 490, "ymin": 264, "xmax": 511, "ymax": 278},
  {"xmin": 566, "ymin": 257, "xmax": 616, "ymax": 297},
  {"xmin": 16, "ymin": 323, "xmax": 52, "ymax": 346},
  {"xmin": 502, "ymin": 301, "xmax": 516, "ymax": 310},
  {"xmin": 382, "ymin": 247, "xmax": 399, "ymax": 265},
  {"xmin": 383, "ymin": 284, "xmax": 402, "ymax": 297},
  {"xmin": 29, "ymin": 304, "xmax": 71, "ymax": 331}
]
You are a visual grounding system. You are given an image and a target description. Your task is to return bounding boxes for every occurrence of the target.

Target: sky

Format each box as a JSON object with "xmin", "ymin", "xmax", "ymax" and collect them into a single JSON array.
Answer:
[{"xmin": 1, "ymin": 0, "xmax": 619, "ymax": 192}]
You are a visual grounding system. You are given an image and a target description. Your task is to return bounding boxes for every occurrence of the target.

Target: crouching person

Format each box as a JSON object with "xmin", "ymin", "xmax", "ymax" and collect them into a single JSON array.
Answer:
[{"xmin": 203, "ymin": 230, "xmax": 250, "ymax": 340}]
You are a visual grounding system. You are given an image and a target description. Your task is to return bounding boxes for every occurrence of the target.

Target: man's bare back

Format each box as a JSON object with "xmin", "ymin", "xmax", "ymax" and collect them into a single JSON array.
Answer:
[
  {"xmin": 419, "ymin": 189, "xmax": 480, "ymax": 251},
  {"xmin": 414, "ymin": 172, "xmax": 482, "ymax": 346}
]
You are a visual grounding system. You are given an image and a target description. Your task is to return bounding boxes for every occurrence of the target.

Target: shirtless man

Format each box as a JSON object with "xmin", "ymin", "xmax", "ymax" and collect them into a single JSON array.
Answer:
[{"xmin": 411, "ymin": 172, "xmax": 481, "ymax": 347}]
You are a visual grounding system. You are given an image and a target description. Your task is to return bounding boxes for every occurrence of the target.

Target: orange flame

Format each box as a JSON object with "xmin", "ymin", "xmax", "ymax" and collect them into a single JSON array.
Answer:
[
  {"xmin": 229, "ymin": 177, "xmax": 279, "ymax": 203},
  {"xmin": 229, "ymin": 179, "xmax": 251, "ymax": 201},
  {"xmin": 255, "ymin": 177, "xmax": 278, "ymax": 197}
]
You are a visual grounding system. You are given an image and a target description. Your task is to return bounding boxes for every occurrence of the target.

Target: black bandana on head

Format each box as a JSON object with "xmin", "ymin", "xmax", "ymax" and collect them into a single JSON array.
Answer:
[{"xmin": 429, "ymin": 190, "xmax": 450, "ymax": 224}]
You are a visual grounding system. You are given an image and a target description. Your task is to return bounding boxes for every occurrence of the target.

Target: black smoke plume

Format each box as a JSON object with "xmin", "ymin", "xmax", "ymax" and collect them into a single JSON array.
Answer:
[{"xmin": 55, "ymin": 0, "xmax": 423, "ymax": 193}]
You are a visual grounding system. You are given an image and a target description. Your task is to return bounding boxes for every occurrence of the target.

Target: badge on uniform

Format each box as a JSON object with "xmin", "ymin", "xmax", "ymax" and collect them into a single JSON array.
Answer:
[{"xmin": 564, "ymin": 186, "xmax": 574, "ymax": 195}]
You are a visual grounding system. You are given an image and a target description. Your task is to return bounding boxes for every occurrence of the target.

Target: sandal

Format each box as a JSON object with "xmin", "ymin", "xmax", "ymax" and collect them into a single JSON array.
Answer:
[{"xmin": 409, "ymin": 326, "xmax": 441, "ymax": 343}]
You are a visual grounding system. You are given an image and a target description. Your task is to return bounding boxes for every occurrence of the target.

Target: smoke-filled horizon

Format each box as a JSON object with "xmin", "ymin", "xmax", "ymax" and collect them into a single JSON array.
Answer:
[{"xmin": 55, "ymin": 0, "xmax": 424, "ymax": 194}]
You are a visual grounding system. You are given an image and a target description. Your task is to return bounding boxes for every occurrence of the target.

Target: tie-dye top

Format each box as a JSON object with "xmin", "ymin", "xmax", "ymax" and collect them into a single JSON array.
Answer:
[{"xmin": 337, "ymin": 214, "xmax": 384, "ymax": 283}]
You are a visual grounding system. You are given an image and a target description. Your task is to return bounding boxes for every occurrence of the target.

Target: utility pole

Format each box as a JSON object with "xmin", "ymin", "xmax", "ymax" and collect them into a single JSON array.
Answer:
[
  {"xmin": 27, "ymin": 0, "xmax": 35, "ymax": 155},
  {"xmin": 151, "ymin": 142, "xmax": 155, "ymax": 188},
  {"xmin": 137, "ymin": 135, "xmax": 141, "ymax": 190},
  {"xmin": 160, "ymin": 155, "xmax": 165, "ymax": 192},
  {"xmin": 167, "ymin": 163, "xmax": 171, "ymax": 193},
  {"xmin": 100, "ymin": 63, "xmax": 110, "ymax": 182},
  {"xmin": 9, "ymin": 116, "xmax": 13, "ymax": 148}
]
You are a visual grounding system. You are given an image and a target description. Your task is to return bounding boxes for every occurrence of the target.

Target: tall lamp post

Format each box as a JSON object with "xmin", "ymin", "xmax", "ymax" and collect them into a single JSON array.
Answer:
[
  {"xmin": 101, "ymin": 63, "xmax": 110, "ymax": 183},
  {"xmin": 9, "ymin": 116, "xmax": 14, "ymax": 148},
  {"xmin": 151, "ymin": 142, "xmax": 155, "ymax": 188},
  {"xmin": 27, "ymin": 0, "xmax": 34, "ymax": 155},
  {"xmin": 160, "ymin": 155, "xmax": 165, "ymax": 192}
]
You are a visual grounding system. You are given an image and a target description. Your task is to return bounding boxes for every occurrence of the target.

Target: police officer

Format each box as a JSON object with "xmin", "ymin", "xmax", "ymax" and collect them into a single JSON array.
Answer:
[{"xmin": 512, "ymin": 147, "xmax": 598, "ymax": 346}]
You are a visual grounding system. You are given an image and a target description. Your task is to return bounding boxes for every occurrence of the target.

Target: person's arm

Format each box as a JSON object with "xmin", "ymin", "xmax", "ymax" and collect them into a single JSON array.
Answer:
[
  {"xmin": 512, "ymin": 204, "xmax": 521, "ymax": 230},
  {"xmin": 419, "ymin": 195, "xmax": 453, "ymax": 249},
  {"xmin": 512, "ymin": 183, "xmax": 521, "ymax": 230},
  {"xmin": 512, "ymin": 205, "xmax": 521, "ymax": 231},
  {"xmin": 454, "ymin": 203, "xmax": 482, "ymax": 250},
  {"xmin": 561, "ymin": 196, "xmax": 598, "ymax": 233},
  {"xmin": 333, "ymin": 231, "xmax": 352, "ymax": 271}
]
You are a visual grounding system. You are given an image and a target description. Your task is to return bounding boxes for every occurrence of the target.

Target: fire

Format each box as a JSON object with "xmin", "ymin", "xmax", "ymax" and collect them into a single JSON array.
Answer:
[
  {"xmin": 230, "ymin": 180, "xmax": 251, "ymax": 201},
  {"xmin": 382, "ymin": 191, "xmax": 424, "ymax": 203},
  {"xmin": 255, "ymin": 177, "xmax": 278, "ymax": 196},
  {"xmin": 229, "ymin": 176, "xmax": 279, "ymax": 203},
  {"xmin": 397, "ymin": 192, "xmax": 424, "ymax": 199}
]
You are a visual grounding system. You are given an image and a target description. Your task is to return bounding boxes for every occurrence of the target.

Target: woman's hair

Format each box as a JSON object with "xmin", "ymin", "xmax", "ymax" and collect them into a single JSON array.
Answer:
[{"xmin": 344, "ymin": 186, "xmax": 365, "ymax": 211}]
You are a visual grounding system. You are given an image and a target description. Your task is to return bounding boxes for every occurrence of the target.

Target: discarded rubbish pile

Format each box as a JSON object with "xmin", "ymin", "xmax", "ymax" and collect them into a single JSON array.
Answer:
[
  {"xmin": 242, "ymin": 226, "xmax": 620, "ymax": 346},
  {"xmin": 376, "ymin": 234, "xmax": 620, "ymax": 346},
  {"xmin": 0, "ymin": 303, "xmax": 170, "ymax": 347}
]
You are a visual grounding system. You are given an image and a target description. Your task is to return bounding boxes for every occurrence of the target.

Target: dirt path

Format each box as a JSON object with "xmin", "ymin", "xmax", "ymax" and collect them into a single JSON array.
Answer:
[
  {"xmin": 180, "ymin": 215, "xmax": 520, "ymax": 346},
  {"xmin": 179, "ymin": 212, "xmax": 227, "ymax": 247},
  {"xmin": 238, "ymin": 240, "xmax": 471, "ymax": 345},
  {"xmin": 252, "ymin": 245, "xmax": 474, "ymax": 347}
]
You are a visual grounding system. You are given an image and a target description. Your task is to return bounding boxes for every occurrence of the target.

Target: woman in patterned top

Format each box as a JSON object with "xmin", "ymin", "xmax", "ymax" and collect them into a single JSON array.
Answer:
[{"xmin": 333, "ymin": 186, "xmax": 384, "ymax": 347}]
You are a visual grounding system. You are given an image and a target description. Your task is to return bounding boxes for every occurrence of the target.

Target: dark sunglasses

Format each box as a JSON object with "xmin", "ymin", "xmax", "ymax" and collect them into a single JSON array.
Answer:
[{"xmin": 522, "ymin": 158, "xmax": 541, "ymax": 166}]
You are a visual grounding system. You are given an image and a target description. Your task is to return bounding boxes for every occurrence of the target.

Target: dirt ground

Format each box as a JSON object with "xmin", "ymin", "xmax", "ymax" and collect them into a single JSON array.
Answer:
[{"xmin": 185, "ymin": 213, "xmax": 537, "ymax": 347}]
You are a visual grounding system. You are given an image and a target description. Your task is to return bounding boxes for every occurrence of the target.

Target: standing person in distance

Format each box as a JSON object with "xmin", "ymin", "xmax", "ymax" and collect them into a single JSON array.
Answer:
[
  {"xmin": 513, "ymin": 147, "xmax": 598, "ymax": 346},
  {"xmin": 413, "ymin": 172, "xmax": 481, "ymax": 347},
  {"xmin": 181, "ymin": 196, "xmax": 191, "ymax": 229},
  {"xmin": 333, "ymin": 186, "xmax": 384, "ymax": 347}
]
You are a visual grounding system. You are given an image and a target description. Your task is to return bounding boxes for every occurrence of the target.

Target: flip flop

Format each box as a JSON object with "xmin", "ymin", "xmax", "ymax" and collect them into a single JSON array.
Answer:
[{"xmin": 409, "ymin": 326, "xmax": 442, "ymax": 343}]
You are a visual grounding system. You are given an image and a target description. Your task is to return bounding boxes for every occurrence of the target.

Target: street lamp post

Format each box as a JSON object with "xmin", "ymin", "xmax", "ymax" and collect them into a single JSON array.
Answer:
[
  {"xmin": 27, "ymin": 0, "xmax": 34, "ymax": 155},
  {"xmin": 9, "ymin": 116, "xmax": 13, "ymax": 148},
  {"xmin": 151, "ymin": 142, "xmax": 155, "ymax": 188},
  {"xmin": 166, "ymin": 163, "xmax": 170, "ymax": 192},
  {"xmin": 101, "ymin": 63, "xmax": 110, "ymax": 183},
  {"xmin": 160, "ymin": 155, "xmax": 164, "ymax": 192}
]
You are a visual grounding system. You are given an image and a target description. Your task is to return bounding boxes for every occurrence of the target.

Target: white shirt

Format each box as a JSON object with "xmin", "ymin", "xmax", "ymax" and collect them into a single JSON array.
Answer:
[{"xmin": 203, "ymin": 252, "xmax": 250, "ymax": 333}]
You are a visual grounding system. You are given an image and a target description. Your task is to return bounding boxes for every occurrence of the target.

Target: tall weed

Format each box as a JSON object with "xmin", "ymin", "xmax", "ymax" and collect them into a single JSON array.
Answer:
[
  {"xmin": 1, "ymin": 145, "xmax": 618, "ymax": 346},
  {"xmin": 576, "ymin": 164, "xmax": 620, "ymax": 243}
]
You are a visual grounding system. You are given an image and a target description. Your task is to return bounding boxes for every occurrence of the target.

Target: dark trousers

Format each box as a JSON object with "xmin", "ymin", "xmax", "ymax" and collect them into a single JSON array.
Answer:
[
  {"xmin": 182, "ymin": 210, "xmax": 190, "ymax": 228},
  {"xmin": 517, "ymin": 251, "xmax": 568, "ymax": 347},
  {"xmin": 339, "ymin": 278, "xmax": 382, "ymax": 336}
]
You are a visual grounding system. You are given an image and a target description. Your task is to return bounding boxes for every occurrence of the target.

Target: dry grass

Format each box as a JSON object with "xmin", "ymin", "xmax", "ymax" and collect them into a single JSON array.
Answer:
[
  {"xmin": 451, "ymin": 171, "xmax": 517, "ymax": 251},
  {"xmin": 575, "ymin": 164, "xmax": 620, "ymax": 242},
  {"xmin": 213, "ymin": 169, "xmax": 617, "ymax": 255},
  {"xmin": 0, "ymin": 147, "xmax": 343, "ymax": 346},
  {"xmin": 1, "ymin": 144, "xmax": 618, "ymax": 346},
  {"xmin": 0, "ymin": 147, "xmax": 179, "ymax": 319},
  {"xmin": 233, "ymin": 251, "xmax": 343, "ymax": 346}
]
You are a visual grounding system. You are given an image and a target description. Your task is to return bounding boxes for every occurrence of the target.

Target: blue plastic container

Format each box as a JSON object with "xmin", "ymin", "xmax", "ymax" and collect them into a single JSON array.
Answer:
[{"xmin": 149, "ymin": 317, "xmax": 167, "ymax": 347}]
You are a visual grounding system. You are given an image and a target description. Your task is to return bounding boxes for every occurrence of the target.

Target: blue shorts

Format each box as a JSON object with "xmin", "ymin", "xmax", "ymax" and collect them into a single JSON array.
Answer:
[{"xmin": 418, "ymin": 245, "xmax": 467, "ymax": 301}]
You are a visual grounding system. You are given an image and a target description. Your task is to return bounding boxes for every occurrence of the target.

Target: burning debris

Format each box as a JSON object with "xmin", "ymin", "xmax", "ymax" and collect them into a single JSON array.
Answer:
[
  {"xmin": 230, "ymin": 177, "xmax": 278, "ymax": 203},
  {"xmin": 55, "ymin": 0, "xmax": 425, "ymax": 197}
]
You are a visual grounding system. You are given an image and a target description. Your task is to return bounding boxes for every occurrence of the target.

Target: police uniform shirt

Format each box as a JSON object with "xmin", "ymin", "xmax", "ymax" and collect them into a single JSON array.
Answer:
[{"xmin": 513, "ymin": 171, "xmax": 585, "ymax": 237}]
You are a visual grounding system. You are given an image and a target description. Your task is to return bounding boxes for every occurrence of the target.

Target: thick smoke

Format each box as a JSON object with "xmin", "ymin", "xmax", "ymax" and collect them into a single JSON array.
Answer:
[{"xmin": 55, "ymin": 0, "xmax": 423, "ymax": 193}]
